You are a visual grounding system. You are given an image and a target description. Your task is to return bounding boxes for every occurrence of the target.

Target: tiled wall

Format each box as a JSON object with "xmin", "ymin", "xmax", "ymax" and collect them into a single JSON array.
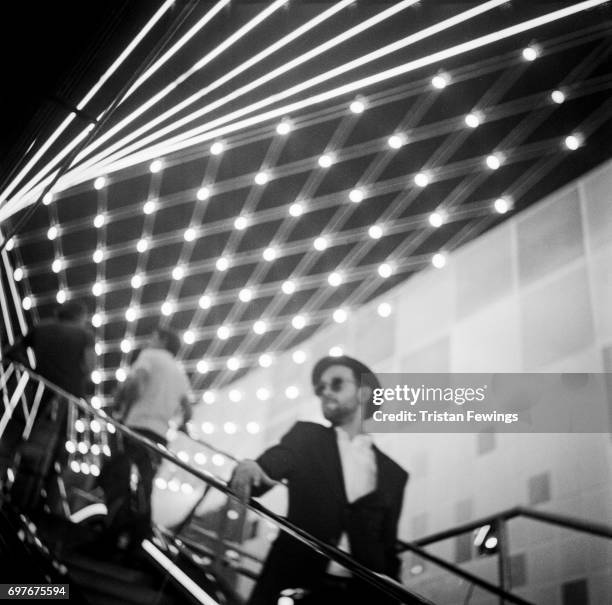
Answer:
[{"xmin": 162, "ymin": 159, "xmax": 612, "ymax": 603}]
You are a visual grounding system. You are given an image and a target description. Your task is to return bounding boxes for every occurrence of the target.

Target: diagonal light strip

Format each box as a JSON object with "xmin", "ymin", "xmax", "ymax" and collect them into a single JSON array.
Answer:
[
  {"xmin": 6, "ymin": 0, "xmax": 286, "ymax": 216},
  {"xmin": 69, "ymin": 0, "xmax": 415, "ymax": 178},
  {"xmin": 0, "ymin": 0, "xmax": 175, "ymax": 207},
  {"xmin": 31, "ymin": 0, "xmax": 604, "ymax": 211}
]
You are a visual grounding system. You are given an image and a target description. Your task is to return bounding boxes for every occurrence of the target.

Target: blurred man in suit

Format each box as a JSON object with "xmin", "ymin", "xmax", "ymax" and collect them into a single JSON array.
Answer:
[{"xmin": 231, "ymin": 355, "xmax": 408, "ymax": 605}]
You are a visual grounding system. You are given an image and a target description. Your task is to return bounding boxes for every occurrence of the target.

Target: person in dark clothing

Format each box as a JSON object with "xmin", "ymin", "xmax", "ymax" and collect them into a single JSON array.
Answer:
[
  {"xmin": 3, "ymin": 300, "xmax": 95, "ymax": 398},
  {"xmin": 2, "ymin": 301, "xmax": 95, "ymax": 513},
  {"xmin": 230, "ymin": 355, "xmax": 408, "ymax": 605}
]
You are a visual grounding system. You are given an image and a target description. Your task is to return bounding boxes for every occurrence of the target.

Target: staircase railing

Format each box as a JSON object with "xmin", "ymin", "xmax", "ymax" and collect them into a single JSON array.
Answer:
[{"xmin": 0, "ymin": 362, "xmax": 434, "ymax": 605}]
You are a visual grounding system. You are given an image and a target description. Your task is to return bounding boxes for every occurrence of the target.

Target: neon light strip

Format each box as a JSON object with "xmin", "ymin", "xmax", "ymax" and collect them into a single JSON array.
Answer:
[
  {"xmin": 141, "ymin": 539, "xmax": 220, "ymax": 605},
  {"xmin": 0, "ymin": 0, "xmax": 175, "ymax": 206},
  {"xmin": 71, "ymin": 0, "xmax": 413, "ymax": 174},
  {"xmin": 0, "ymin": 372, "xmax": 29, "ymax": 437},
  {"xmin": 84, "ymin": 0, "xmax": 607, "ymax": 181},
  {"xmin": 22, "ymin": 382, "xmax": 45, "ymax": 440},
  {"xmin": 9, "ymin": 0, "xmax": 289, "ymax": 210}
]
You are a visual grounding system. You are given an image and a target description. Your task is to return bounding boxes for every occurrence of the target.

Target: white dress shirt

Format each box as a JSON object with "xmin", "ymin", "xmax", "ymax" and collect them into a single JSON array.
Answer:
[{"xmin": 327, "ymin": 427, "xmax": 377, "ymax": 576}]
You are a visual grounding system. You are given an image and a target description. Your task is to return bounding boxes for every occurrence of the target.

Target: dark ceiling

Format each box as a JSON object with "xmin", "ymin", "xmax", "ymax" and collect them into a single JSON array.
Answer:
[{"xmin": 2, "ymin": 0, "xmax": 611, "ymax": 403}]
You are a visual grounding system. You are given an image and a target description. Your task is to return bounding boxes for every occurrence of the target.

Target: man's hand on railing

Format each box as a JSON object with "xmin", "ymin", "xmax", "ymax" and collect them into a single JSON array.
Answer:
[{"xmin": 229, "ymin": 459, "xmax": 278, "ymax": 503}]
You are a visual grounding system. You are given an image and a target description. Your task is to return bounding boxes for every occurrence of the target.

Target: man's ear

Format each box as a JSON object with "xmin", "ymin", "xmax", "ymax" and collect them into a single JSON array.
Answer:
[{"xmin": 357, "ymin": 385, "xmax": 372, "ymax": 405}]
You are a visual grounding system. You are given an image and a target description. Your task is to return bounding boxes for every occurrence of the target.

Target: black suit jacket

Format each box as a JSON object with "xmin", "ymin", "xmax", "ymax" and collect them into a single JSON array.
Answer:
[{"xmin": 248, "ymin": 421, "xmax": 408, "ymax": 605}]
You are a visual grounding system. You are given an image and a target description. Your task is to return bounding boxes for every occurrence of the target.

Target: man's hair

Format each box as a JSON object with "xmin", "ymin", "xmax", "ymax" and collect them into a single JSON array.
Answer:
[
  {"xmin": 311, "ymin": 355, "xmax": 381, "ymax": 418},
  {"xmin": 155, "ymin": 327, "xmax": 181, "ymax": 357},
  {"xmin": 55, "ymin": 301, "xmax": 87, "ymax": 322}
]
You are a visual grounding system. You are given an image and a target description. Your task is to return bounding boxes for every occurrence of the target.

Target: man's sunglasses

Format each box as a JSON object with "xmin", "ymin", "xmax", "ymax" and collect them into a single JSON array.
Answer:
[{"xmin": 314, "ymin": 377, "xmax": 356, "ymax": 397}]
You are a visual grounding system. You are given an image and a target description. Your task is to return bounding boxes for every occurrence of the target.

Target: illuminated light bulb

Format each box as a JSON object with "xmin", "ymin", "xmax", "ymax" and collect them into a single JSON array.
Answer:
[
  {"xmin": 328, "ymin": 272, "xmax": 343, "ymax": 287},
  {"xmin": 43, "ymin": 192, "xmax": 53, "ymax": 205},
  {"xmin": 282, "ymin": 280, "xmax": 295, "ymax": 295},
  {"xmin": 429, "ymin": 212, "xmax": 444, "ymax": 228},
  {"xmin": 93, "ymin": 214, "xmax": 105, "ymax": 229},
  {"xmin": 234, "ymin": 215, "xmax": 248, "ymax": 230},
  {"xmin": 136, "ymin": 238, "xmax": 149, "ymax": 253},
  {"xmin": 143, "ymin": 200, "xmax": 156, "ymax": 215},
  {"xmin": 329, "ymin": 346, "xmax": 343, "ymax": 357},
  {"xmin": 388, "ymin": 134, "xmax": 404, "ymax": 149},
  {"xmin": 75, "ymin": 419, "xmax": 85, "ymax": 433},
  {"xmin": 168, "ymin": 479, "xmax": 180, "ymax": 492},
  {"xmin": 551, "ymin": 89, "xmax": 565, "ymax": 104},
  {"xmin": 197, "ymin": 360, "xmax": 209, "ymax": 374},
  {"xmin": 125, "ymin": 307, "xmax": 138, "ymax": 322},
  {"xmin": 65, "ymin": 441, "xmax": 76, "ymax": 454},
  {"xmin": 494, "ymin": 197, "xmax": 511, "ymax": 214},
  {"xmin": 181, "ymin": 483, "xmax": 194, "ymax": 495},
  {"xmin": 131, "ymin": 274, "xmax": 143, "ymax": 289},
  {"xmin": 5, "ymin": 237, "xmax": 14, "ymax": 251},
  {"xmin": 227, "ymin": 357, "xmax": 240, "ymax": 371},
  {"xmin": 289, "ymin": 202, "xmax": 303, "ymax": 217},
  {"xmin": 522, "ymin": 45, "xmax": 539, "ymax": 61},
  {"xmin": 285, "ymin": 386, "xmax": 299, "ymax": 399},
  {"xmin": 254, "ymin": 171, "xmax": 270, "ymax": 186},
  {"xmin": 259, "ymin": 353, "xmax": 273, "ymax": 368},
  {"xmin": 263, "ymin": 247, "xmax": 278, "ymax": 262},
  {"xmin": 201, "ymin": 421, "xmax": 214, "ymax": 434},
  {"xmin": 149, "ymin": 159, "xmax": 163, "ymax": 173},
  {"xmin": 91, "ymin": 443, "xmax": 101, "ymax": 455},
  {"xmin": 199, "ymin": 295, "xmax": 212, "ymax": 309},
  {"xmin": 246, "ymin": 422, "xmax": 260, "ymax": 435},
  {"xmin": 349, "ymin": 188, "xmax": 364, "ymax": 203},
  {"xmin": 184, "ymin": 227, "xmax": 196, "ymax": 242},
  {"xmin": 70, "ymin": 460, "xmax": 80, "ymax": 473},
  {"xmin": 216, "ymin": 257, "xmax": 229, "ymax": 271},
  {"xmin": 172, "ymin": 266, "xmax": 185, "ymax": 280},
  {"xmin": 377, "ymin": 302, "xmax": 392, "ymax": 318},
  {"xmin": 333, "ymin": 308, "xmax": 348, "ymax": 323},
  {"xmin": 93, "ymin": 248, "xmax": 104, "ymax": 264},
  {"xmin": 276, "ymin": 119, "xmax": 291, "ymax": 135},
  {"xmin": 292, "ymin": 315, "xmax": 306, "ymax": 330},
  {"xmin": 210, "ymin": 141, "xmax": 224, "ymax": 155},
  {"xmin": 239, "ymin": 288, "xmax": 252, "ymax": 302},
  {"xmin": 564, "ymin": 134, "xmax": 582, "ymax": 150},
  {"xmin": 197, "ymin": 186, "xmax": 210, "ymax": 201},
  {"xmin": 102, "ymin": 445, "xmax": 111, "ymax": 457},
  {"xmin": 52, "ymin": 258, "xmax": 63, "ymax": 273},
  {"xmin": 120, "ymin": 339, "xmax": 132, "ymax": 354},
  {"xmin": 224, "ymin": 422, "xmax": 237, "ymax": 434},
  {"xmin": 155, "ymin": 478, "xmax": 167, "ymax": 490},
  {"xmin": 194, "ymin": 452, "xmax": 207, "ymax": 465},
  {"xmin": 56, "ymin": 290, "xmax": 66, "ymax": 304},
  {"xmin": 464, "ymin": 112, "xmax": 481, "ymax": 128},
  {"xmin": 161, "ymin": 301, "xmax": 174, "ymax": 317},
  {"xmin": 94, "ymin": 176, "xmax": 107, "ymax": 190},
  {"xmin": 313, "ymin": 236, "xmax": 328, "ymax": 251},
  {"xmin": 368, "ymin": 224, "xmax": 383, "ymax": 239},
  {"xmin": 217, "ymin": 325, "xmax": 231, "ymax": 340},
  {"xmin": 256, "ymin": 388, "xmax": 270, "ymax": 401},
  {"xmin": 378, "ymin": 263, "xmax": 393, "ymax": 279},
  {"xmin": 47, "ymin": 226, "xmax": 58, "ymax": 240},
  {"xmin": 414, "ymin": 172, "xmax": 430, "ymax": 187},
  {"xmin": 92, "ymin": 313, "xmax": 103, "ymax": 328},
  {"xmin": 253, "ymin": 320, "xmax": 267, "ymax": 335},
  {"xmin": 292, "ymin": 350, "xmax": 306, "ymax": 364},
  {"xmin": 91, "ymin": 397, "xmax": 101, "ymax": 410},
  {"xmin": 92, "ymin": 281, "xmax": 104, "ymax": 296},
  {"xmin": 177, "ymin": 451, "xmax": 190, "ymax": 463},
  {"xmin": 80, "ymin": 462, "xmax": 90, "ymax": 475},
  {"xmin": 116, "ymin": 368, "xmax": 127, "ymax": 382},
  {"xmin": 486, "ymin": 154, "xmax": 502, "ymax": 170},
  {"xmin": 13, "ymin": 268, "xmax": 23, "ymax": 281},
  {"xmin": 350, "ymin": 99, "xmax": 365, "ymax": 114},
  {"xmin": 183, "ymin": 330, "xmax": 195, "ymax": 345},
  {"xmin": 318, "ymin": 153, "xmax": 333, "ymax": 168},
  {"xmin": 202, "ymin": 391, "xmax": 216, "ymax": 405},
  {"xmin": 212, "ymin": 454, "xmax": 224, "ymax": 467},
  {"xmin": 22, "ymin": 296, "xmax": 32, "ymax": 311},
  {"xmin": 90, "ymin": 419, "xmax": 101, "ymax": 434},
  {"xmin": 106, "ymin": 423, "xmax": 116, "ymax": 434},
  {"xmin": 228, "ymin": 389, "xmax": 242, "ymax": 403},
  {"xmin": 431, "ymin": 73, "xmax": 449, "ymax": 89},
  {"xmin": 94, "ymin": 342, "xmax": 103, "ymax": 355},
  {"xmin": 432, "ymin": 253, "xmax": 447, "ymax": 269}
]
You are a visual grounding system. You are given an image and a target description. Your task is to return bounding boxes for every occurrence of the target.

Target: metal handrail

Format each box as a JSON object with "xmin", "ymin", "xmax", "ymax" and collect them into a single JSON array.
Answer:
[{"xmin": 3, "ymin": 365, "xmax": 434, "ymax": 605}]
